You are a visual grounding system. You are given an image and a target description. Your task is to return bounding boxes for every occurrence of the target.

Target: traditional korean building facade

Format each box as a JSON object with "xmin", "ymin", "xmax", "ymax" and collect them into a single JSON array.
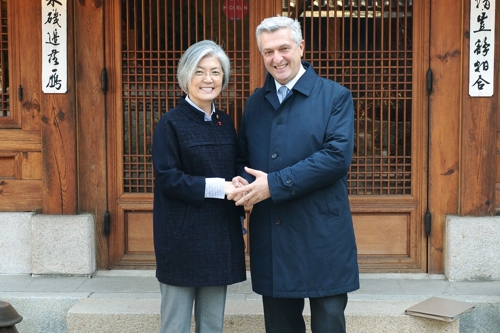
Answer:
[{"xmin": 0, "ymin": 0, "xmax": 499, "ymax": 280}]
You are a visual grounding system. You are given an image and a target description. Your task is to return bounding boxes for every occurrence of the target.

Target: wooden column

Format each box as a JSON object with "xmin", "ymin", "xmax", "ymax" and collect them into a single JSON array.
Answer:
[
  {"xmin": 459, "ymin": 0, "xmax": 497, "ymax": 216},
  {"xmin": 428, "ymin": 0, "xmax": 462, "ymax": 273},
  {"xmin": 41, "ymin": 0, "xmax": 77, "ymax": 215},
  {"xmin": 75, "ymin": 0, "xmax": 108, "ymax": 269},
  {"xmin": 104, "ymin": 0, "xmax": 124, "ymax": 269},
  {"xmin": 249, "ymin": 1, "xmax": 282, "ymax": 92}
]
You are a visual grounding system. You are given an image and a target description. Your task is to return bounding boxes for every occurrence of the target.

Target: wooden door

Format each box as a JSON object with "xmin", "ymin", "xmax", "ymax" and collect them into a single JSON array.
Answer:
[
  {"xmin": 0, "ymin": 0, "xmax": 43, "ymax": 212},
  {"xmin": 105, "ymin": 0, "xmax": 429, "ymax": 272},
  {"xmin": 105, "ymin": 0, "xmax": 254, "ymax": 268},
  {"xmin": 285, "ymin": 0, "xmax": 429, "ymax": 272}
]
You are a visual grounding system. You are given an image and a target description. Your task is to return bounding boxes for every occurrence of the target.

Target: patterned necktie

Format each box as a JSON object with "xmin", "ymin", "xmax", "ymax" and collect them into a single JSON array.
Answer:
[{"xmin": 278, "ymin": 86, "xmax": 289, "ymax": 103}]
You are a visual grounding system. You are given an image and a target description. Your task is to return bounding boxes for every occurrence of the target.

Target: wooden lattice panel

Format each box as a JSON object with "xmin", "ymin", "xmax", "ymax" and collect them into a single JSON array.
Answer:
[
  {"xmin": 121, "ymin": 0, "xmax": 250, "ymax": 193},
  {"xmin": 121, "ymin": 0, "xmax": 413, "ymax": 195},
  {"xmin": 283, "ymin": 0, "xmax": 413, "ymax": 195}
]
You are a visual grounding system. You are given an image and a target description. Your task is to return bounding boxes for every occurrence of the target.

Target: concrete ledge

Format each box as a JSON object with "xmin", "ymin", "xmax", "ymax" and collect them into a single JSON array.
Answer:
[
  {"xmin": 2, "ymin": 274, "xmax": 497, "ymax": 333},
  {"xmin": 67, "ymin": 298, "xmax": 460, "ymax": 333},
  {"xmin": 31, "ymin": 214, "xmax": 96, "ymax": 275},
  {"xmin": 460, "ymin": 301, "xmax": 500, "ymax": 333},
  {"xmin": 346, "ymin": 300, "xmax": 460, "ymax": 333},
  {"xmin": 67, "ymin": 298, "xmax": 161, "ymax": 333},
  {"xmin": 0, "ymin": 212, "xmax": 35, "ymax": 274},
  {"xmin": 445, "ymin": 215, "xmax": 500, "ymax": 281},
  {"xmin": 0, "ymin": 293, "xmax": 88, "ymax": 333}
]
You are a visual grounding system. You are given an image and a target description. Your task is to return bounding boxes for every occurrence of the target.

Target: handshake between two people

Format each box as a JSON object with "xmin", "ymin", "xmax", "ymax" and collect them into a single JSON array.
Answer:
[{"xmin": 224, "ymin": 166, "xmax": 271, "ymax": 207}]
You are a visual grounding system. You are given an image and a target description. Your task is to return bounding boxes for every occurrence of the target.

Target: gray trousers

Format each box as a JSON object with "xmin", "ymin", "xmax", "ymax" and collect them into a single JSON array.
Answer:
[{"xmin": 159, "ymin": 283, "xmax": 227, "ymax": 333}]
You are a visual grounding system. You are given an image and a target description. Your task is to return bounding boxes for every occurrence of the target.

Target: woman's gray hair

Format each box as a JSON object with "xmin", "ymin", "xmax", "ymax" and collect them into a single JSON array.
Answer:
[
  {"xmin": 177, "ymin": 40, "xmax": 231, "ymax": 94},
  {"xmin": 255, "ymin": 16, "xmax": 303, "ymax": 51}
]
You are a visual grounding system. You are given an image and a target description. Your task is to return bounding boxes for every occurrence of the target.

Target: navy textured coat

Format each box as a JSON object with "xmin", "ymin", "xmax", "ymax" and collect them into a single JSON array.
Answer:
[
  {"xmin": 152, "ymin": 97, "xmax": 246, "ymax": 287},
  {"xmin": 237, "ymin": 62, "xmax": 359, "ymax": 298}
]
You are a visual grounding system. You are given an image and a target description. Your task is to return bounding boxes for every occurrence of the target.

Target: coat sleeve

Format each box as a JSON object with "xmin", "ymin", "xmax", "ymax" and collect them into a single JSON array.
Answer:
[
  {"xmin": 152, "ymin": 115, "xmax": 206, "ymax": 206},
  {"xmin": 268, "ymin": 86, "xmax": 354, "ymax": 203}
]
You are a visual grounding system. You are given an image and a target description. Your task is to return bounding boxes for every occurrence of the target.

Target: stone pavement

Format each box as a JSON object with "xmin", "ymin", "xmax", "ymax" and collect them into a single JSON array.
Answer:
[{"xmin": 1, "ymin": 271, "xmax": 499, "ymax": 332}]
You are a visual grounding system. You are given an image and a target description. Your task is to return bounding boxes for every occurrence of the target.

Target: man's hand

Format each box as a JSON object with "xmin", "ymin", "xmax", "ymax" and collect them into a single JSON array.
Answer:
[
  {"xmin": 227, "ymin": 167, "xmax": 270, "ymax": 206},
  {"xmin": 226, "ymin": 176, "xmax": 249, "ymax": 202}
]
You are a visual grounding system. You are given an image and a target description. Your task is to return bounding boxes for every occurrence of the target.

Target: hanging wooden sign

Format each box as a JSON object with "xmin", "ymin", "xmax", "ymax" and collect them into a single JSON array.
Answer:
[
  {"xmin": 42, "ymin": 0, "xmax": 67, "ymax": 93},
  {"xmin": 469, "ymin": 0, "xmax": 495, "ymax": 97}
]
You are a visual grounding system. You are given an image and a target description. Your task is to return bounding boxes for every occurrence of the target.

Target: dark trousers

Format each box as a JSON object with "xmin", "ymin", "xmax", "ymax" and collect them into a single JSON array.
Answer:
[{"xmin": 262, "ymin": 293, "xmax": 348, "ymax": 333}]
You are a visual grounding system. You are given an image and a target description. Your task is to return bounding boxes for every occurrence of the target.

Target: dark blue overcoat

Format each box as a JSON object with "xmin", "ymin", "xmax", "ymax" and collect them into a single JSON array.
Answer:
[
  {"xmin": 152, "ymin": 98, "xmax": 246, "ymax": 287},
  {"xmin": 237, "ymin": 62, "xmax": 359, "ymax": 298}
]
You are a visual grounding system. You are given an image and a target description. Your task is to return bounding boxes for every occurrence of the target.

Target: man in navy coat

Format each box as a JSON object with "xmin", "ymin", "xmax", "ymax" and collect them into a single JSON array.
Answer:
[{"xmin": 227, "ymin": 16, "xmax": 359, "ymax": 333}]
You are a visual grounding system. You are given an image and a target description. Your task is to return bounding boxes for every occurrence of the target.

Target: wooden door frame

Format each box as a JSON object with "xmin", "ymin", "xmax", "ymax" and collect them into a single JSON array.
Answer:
[
  {"xmin": 104, "ymin": 0, "xmax": 128, "ymax": 269},
  {"xmin": 347, "ymin": 0, "xmax": 431, "ymax": 272},
  {"xmin": 427, "ymin": 0, "xmax": 460, "ymax": 275},
  {"xmin": 412, "ymin": 0, "xmax": 431, "ymax": 272},
  {"xmin": 74, "ymin": 0, "xmax": 108, "ymax": 269},
  {"xmin": 427, "ymin": 0, "xmax": 498, "ymax": 274},
  {"xmin": 101, "ymin": 0, "xmax": 435, "ymax": 272},
  {"xmin": 101, "ymin": 0, "xmax": 281, "ymax": 270},
  {"xmin": 248, "ymin": 2, "xmax": 281, "ymax": 92}
]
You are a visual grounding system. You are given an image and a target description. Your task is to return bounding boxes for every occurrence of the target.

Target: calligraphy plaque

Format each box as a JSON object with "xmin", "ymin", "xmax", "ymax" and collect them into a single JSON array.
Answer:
[
  {"xmin": 42, "ymin": 0, "xmax": 67, "ymax": 93},
  {"xmin": 469, "ymin": 0, "xmax": 495, "ymax": 97}
]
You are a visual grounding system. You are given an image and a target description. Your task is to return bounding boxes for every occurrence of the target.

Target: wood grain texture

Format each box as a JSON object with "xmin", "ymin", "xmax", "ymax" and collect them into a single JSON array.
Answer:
[
  {"xmin": 40, "ymin": 0, "xmax": 77, "ymax": 214},
  {"xmin": 0, "ymin": 130, "xmax": 41, "ymax": 151},
  {"xmin": 104, "ymin": 0, "xmax": 124, "ymax": 269},
  {"xmin": 75, "ymin": 0, "xmax": 108, "ymax": 269},
  {"xmin": 248, "ymin": 1, "xmax": 281, "ymax": 94},
  {"xmin": 0, "ymin": 179, "xmax": 42, "ymax": 212},
  {"xmin": 460, "ymin": 1, "xmax": 497, "ymax": 217},
  {"xmin": 18, "ymin": 0, "xmax": 42, "ymax": 132},
  {"xmin": 428, "ymin": 0, "xmax": 462, "ymax": 273},
  {"xmin": 0, "ymin": 1, "xmax": 43, "ymax": 212}
]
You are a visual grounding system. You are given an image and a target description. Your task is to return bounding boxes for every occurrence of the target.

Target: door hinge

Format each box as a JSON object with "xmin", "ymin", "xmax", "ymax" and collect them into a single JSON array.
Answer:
[
  {"xmin": 101, "ymin": 68, "xmax": 107, "ymax": 93},
  {"xmin": 18, "ymin": 85, "xmax": 23, "ymax": 101},
  {"xmin": 425, "ymin": 210, "xmax": 431, "ymax": 237},
  {"xmin": 104, "ymin": 210, "xmax": 110, "ymax": 235},
  {"xmin": 427, "ymin": 68, "xmax": 433, "ymax": 94}
]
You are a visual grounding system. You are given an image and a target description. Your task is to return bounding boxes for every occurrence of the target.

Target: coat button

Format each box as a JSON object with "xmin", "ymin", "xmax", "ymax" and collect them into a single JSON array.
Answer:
[
  {"xmin": 271, "ymin": 153, "xmax": 277, "ymax": 159},
  {"xmin": 286, "ymin": 179, "xmax": 291, "ymax": 184},
  {"xmin": 275, "ymin": 219, "xmax": 281, "ymax": 225},
  {"xmin": 291, "ymin": 190, "xmax": 295, "ymax": 195}
]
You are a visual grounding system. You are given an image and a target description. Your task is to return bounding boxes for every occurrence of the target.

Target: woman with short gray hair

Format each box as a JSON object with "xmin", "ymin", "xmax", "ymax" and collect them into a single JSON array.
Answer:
[
  {"xmin": 177, "ymin": 40, "xmax": 231, "ymax": 93},
  {"xmin": 152, "ymin": 40, "xmax": 246, "ymax": 333}
]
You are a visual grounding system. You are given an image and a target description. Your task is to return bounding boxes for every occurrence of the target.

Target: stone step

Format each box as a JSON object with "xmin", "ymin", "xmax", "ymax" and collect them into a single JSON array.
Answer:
[
  {"xmin": 66, "ymin": 297, "xmax": 460, "ymax": 333},
  {"xmin": 3, "ymin": 273, "xmax": 499, "ymax": 332}
]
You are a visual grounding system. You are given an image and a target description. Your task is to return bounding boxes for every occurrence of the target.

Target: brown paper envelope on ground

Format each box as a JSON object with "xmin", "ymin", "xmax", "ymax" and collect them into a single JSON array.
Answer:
[{"xmin": 405, "ymin": 297, "xmax": 476, "ymax": 322}]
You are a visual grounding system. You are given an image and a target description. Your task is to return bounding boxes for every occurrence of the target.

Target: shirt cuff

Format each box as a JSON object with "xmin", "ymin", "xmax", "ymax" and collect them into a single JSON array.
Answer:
[{"xmin": 205, "ymin": 178, "xmax": 226, "ymax": 199}]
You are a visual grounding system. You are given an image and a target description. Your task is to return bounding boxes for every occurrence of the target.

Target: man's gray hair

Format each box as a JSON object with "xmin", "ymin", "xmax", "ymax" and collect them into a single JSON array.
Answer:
[
  {"xmin": 255, "ymin": 16, "xmax": 303, "ymax": 51},
  {"xmin": 177, "ymin": 40, "xmax": 231, "ymax": 94}
]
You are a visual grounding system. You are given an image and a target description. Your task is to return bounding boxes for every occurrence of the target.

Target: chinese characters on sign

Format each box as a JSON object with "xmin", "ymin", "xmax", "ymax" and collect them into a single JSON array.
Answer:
[
  {"xmin": 469, "ymin": 0, "xmax": 495, "ymax": 97},
  {"xmin": 42, "ymin": 0, "xmax": 67, "ymax": 93}
]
